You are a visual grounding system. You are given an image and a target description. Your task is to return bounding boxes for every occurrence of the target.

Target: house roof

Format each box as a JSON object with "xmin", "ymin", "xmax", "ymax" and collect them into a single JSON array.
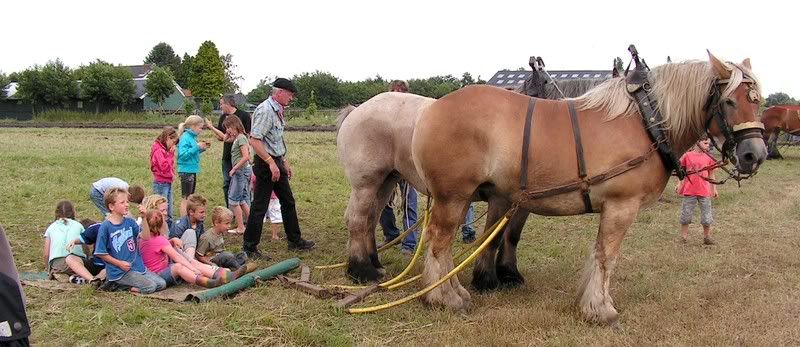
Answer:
[
  {"xmin": 487, "ymin": 69, "xmax": 613, "ymax": 90},
  {"xmin": 124, "ymin": 64, "xmax": 154, "ymax": 79}
]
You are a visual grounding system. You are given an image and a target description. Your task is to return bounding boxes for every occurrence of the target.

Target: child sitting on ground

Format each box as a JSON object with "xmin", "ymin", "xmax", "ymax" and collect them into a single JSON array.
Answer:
[
  {"xmin": 676, "ymin": 138, "xmax": 719, "ymax": 245},
  {"xmin": 169, "ymin": 194, "xmax": 207, "ymax": 257},
  {"xmin": 64, "ymin": 219, "xmax": 107, "ymax": 282},
  {"xmin": 43, "ymin": 200, "xmax": 96, "ymax": 284},
  {"xmin": 140, "ymin": 210, "xmax": 240, "ymax": 288},
  {"xmin": 196, "ymin": 207, "xmax": 249, "ymax": 271},
  {"xmin": 95, "ymin": 187, "xmax": 166, "ymax": 294},
  {"xmin": 89, "ymin": 177, "xmax": 144, "ymax": 218}
]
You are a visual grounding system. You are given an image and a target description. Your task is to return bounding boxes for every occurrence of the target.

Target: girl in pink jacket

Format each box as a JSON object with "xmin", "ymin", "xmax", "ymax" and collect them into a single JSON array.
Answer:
[{"xmin": 151, "ymin": 126, "xmax": 178, "ymax": 225}]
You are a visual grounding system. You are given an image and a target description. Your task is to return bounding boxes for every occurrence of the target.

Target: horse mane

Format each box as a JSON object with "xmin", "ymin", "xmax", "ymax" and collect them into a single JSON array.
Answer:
[{"xmin": 573, "ymin": 60, "xmax": 761, "ymax": 148}]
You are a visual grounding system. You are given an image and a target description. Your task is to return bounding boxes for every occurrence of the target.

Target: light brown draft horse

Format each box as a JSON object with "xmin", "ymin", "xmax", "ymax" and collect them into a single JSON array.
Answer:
[
  {"xmin": 411, "ymin": 53, "xmax": 766, "ymax": 324},
  {"xmin": 336, "ymin": 76, "xmax": 605, "ymax": 284},
  {"xmin": 761, "ymin": 105, "xmax": 800, "ymax": 159}
]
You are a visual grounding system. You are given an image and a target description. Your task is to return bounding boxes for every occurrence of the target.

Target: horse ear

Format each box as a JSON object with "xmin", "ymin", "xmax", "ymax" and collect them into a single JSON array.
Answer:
[
  {"xmin": 741, "ymin": 58, "xmax": 752, "ymax": 71},
  {"xmin": 707, "ymin": 50, "xmax": 731, "ymax": 79}
]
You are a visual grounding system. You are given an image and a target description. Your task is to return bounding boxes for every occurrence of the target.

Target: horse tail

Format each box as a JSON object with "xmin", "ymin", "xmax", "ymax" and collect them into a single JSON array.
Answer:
[{"xmin": 336, "ymin": 105, "xmax": 357, "ymax": 132}]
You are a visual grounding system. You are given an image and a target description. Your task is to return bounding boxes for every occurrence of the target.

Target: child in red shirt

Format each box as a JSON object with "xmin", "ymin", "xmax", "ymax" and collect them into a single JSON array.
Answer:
[{"xmin": 676, "ymin": 138, "xmax": 718, "ymax": 245}]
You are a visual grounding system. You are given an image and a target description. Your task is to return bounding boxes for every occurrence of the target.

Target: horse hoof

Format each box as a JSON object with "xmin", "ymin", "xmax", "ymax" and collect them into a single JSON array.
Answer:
[
  {"xmin": 496, "ymin": 265, "xmax": 525, "ymax": 288},
  {"xmin": 346, "ymin": 259, "xmax": 384, "ymax": 284},
  {"xmin": 471, "ymin": 273, "xmax": 500, "ymax": 292}
]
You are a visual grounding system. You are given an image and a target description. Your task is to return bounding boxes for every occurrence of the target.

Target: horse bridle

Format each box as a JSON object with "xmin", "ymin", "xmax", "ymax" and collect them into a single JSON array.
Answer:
[{"xmin": 703, "ymin": 76, "xmax": 764, "ymax": 165}]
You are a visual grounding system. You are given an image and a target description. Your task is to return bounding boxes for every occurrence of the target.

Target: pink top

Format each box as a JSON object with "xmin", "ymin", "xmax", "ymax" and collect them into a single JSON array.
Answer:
[
  {"xmin": 139, "ymin": 235, "xmax": 171, "ymax": 273},
  {"xmin": 150, "ymin": 141, "xmax": 174, "ymax": 183},
  {"xmin": 271, "ymin": 192, "xmax": 278, "ymax": 200},
  {"xmin": 678, "ymin": 151, "xmax": 716, "ymax": 197}
]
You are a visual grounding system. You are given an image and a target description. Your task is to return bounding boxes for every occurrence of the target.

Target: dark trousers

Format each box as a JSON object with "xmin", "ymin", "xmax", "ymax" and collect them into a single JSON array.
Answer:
[
  {"xmin": 222, "ymin": 160, "xmax": 233, "ymax": 208},
  {"xmin": 243, "ymin": 156, "xmax": 302, "ymax": 251}
]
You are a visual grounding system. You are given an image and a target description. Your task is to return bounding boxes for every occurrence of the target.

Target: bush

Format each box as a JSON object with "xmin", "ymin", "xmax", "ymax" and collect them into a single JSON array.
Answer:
[
  {"xmin": 183, "ymin": 99, "xmax": 195, "ymax": 115},
  {"xmin": 200, "ymin": 100, "xmax": 213, "ymax": 116}
]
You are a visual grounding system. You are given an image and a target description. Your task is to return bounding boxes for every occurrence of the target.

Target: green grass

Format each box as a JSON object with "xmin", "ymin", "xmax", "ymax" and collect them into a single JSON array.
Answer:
[{"xmin": 3, "ymin": 128, "xmax": 800, "ymax": 345}]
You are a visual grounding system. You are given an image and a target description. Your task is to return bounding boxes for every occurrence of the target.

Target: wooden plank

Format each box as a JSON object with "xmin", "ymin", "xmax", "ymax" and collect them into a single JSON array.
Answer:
[
  {"xmin": 335, "ymin": 284, "xmax": 380, "ymax": 308},
  {"xmin": 277, "ymin": 275, "xmax": 346, "ymax": 299},
  {"xmin": 300, "ymin": 265, "xmax": 311, "ymax": 282}
]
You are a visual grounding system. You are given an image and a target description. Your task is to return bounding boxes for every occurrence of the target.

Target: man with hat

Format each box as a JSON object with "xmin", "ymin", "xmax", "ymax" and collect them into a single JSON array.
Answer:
[{"xmin": 243, "ymin": 78, "xmax": 315, "ymax": 259}]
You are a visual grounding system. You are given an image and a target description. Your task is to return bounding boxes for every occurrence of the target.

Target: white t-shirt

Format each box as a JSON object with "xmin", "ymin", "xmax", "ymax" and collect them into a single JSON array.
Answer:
[{"xmin": 92, "ymin": 177, "xmax": 128, "ymax": 193}]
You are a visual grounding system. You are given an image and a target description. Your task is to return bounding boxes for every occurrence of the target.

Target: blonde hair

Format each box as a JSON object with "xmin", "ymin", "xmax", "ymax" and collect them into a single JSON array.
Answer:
[
  {"xmin": 103, "ymin": 187, "xmax": 128, "ymax": 212},
  {"xmin": 211, "ymin": 206, "xmax": 234, "ymax": 224},
  {"xmin": 186, "ymin": 194, "xmax": 208, "ymax": 213},
  {"xmin": 177, "ymin": 115, "xmax": 204, "ymax": 137},
  {"xmin": 143, "ymin": 194, "xmax": 167, "ymax": 211}
]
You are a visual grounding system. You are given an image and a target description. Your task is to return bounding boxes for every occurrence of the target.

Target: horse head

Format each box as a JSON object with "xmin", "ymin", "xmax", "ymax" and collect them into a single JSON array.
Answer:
[{"xmin": 704, "ymin": 52, "xmax": 767, "ymax": 174}]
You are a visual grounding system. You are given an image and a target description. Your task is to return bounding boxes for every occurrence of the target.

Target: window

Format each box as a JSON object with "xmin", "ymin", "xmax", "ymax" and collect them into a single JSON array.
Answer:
[
  {"xmin": 560, "ymin": 74, "xmax": 568, "ymax": 78},
  {"xmin": 507, "ymin": 80, "xmax": 514, "ymax": 84},
  {"xmin": 594, "ymin": 73, "xmax": 601, "ymax": 78},
  {"xmin": 582, "ymin": 74, "xmax": 590, "ymax": 78},
  {"xmin": 517, "ymin": 80, "xmax": 524, "ymax": 83},
  {"xmin": 518, "ymin": 74, "xmax": 525, "ymax": 78},
  {"xmin": 497, "ymin": 74, "xmax": 505, "ymax": 78},
  {"xmin": 571, "ymin": 74, "xmax": 578, "ymax": 78},
  {"xmin": 497, "ymin": 79, "xmax": 505, "ymax": 84}
]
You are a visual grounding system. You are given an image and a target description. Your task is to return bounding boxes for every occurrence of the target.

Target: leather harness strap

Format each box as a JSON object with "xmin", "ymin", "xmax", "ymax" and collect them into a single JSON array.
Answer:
[
  {"xmin": 519, "ymin": 98, "xmax": 537, "ymax": 190},
  {"xmin": 567, "ymin": 101, "xmax": 593, "ymax": 213}
]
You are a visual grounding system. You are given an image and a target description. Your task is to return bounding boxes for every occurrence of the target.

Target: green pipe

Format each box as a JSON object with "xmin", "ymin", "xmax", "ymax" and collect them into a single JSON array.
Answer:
[{"xmin": 188, "ymin": 258, "xmax": 300, "ymax": 302}]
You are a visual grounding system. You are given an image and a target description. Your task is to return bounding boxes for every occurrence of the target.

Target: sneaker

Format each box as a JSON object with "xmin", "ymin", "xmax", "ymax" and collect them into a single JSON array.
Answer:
[
  {"xmin": 69, "ymin": 275, "xmax": 86, "ymax": 285},
  {"xmin": 703, "ymin": 237, "xmax": 716, "ymax": 245},
  {"xmin": 463, "ymin": 235, "xmax": 476, "ymax": 244},
  {"xmin": 89, "ymin": 278, "xmax": 103, "ymax": 289},
  {"xmin": 244, "ymin": 249, "xmax": 271, "ymax": 261},
  {"xmin": 288, "ymin": 239, "xmax": 316, "ymax": 251}
]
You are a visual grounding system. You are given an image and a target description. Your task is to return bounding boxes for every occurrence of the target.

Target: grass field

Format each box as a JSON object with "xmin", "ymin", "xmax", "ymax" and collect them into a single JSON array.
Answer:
[{"xmin": 2, "ymin": 127, "xmax": 800, "ymax": 346}]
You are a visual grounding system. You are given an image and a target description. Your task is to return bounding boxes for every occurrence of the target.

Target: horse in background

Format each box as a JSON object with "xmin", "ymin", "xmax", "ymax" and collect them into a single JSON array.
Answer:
[
  {"xmin": 761, "ymin": 105, "xmax": 800, "ymax": 159},
  {"xmin": 336, "ymin": 60, "xmax": 609, "ymax": 285},
  {"xmin": 410, "ymin": 53, "xmax": 765, "ymax": 324}
]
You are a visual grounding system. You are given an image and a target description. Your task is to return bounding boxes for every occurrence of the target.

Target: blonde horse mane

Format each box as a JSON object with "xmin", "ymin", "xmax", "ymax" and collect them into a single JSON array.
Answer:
[{"xmin": 573, "ymin": 60, "xmax": 761, "ymax": 149}]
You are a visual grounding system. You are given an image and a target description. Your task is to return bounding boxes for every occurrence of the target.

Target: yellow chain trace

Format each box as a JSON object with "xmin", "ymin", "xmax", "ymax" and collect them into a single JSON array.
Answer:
[
  {"xmin": 378, "ymin": 209, "xmax": 431, "ymax": 288},
  {"xmin": 346, "ymin": 207, "xmax": 516, "ymax": 314},
  {"xmin": 314, "ymin": 213, "xmax": 424, "ymax": 271}
]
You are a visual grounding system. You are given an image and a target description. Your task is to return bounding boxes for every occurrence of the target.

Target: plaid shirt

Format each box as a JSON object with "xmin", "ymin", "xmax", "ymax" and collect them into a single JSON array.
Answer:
[{"xmin": 250, "ymin": 96, "xmax": 286, "ymax": 157}]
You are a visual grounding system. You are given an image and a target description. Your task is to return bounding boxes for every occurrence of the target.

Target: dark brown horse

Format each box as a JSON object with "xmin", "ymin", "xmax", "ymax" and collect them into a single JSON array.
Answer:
[
  {"xmin": 761, "ymin": 105, "xmax": 800, "ymax": 159},
  {"xmin": 411, "ymin": 53, "xmax": 766, "ymax": 323}
]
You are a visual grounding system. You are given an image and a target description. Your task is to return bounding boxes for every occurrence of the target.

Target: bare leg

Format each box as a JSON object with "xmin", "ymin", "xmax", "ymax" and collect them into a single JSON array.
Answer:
[
  {"xmin": 241, "ymin": 203, "xmax": 250, "ymax": 226},
  {"xmin": 271, "ymin": 223, "xmax": 281, "ymax": 240},
  {"xmin": 232, "ymin": 204, "xmax": 246, "ymax": 233},
  {"xmin": 703, "ymin": 225, "xmax": 711, "ymax": 239},
  {"xmin": 680, "ymin": 224, "xmax": 690, "ymax": 242},
  {"xmin": 180, "ymin": 199, "xmax": 188, "ymax": 217},
  {"xmin": 577, "ymin": 199, "xmax": 639, "ymax": 324},
  {"xmin": 65, "ymin": 255, "xmax": 94, "ymax": 281},
  {"xmin": 422, "ymin": 199, "xmax": 471, "ymax": 311}
]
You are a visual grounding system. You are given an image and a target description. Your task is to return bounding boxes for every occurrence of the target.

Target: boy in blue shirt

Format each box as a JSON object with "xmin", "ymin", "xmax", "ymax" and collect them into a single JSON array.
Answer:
[{"xmin": 95, "ymin": 187, "xmax": 166, "ymax": 294}]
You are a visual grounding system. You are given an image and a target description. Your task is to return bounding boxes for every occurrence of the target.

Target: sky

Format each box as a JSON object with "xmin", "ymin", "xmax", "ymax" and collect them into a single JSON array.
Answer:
[{"xmin": 3, "ymin": 0, "xmax": 797, "ymax": 97}]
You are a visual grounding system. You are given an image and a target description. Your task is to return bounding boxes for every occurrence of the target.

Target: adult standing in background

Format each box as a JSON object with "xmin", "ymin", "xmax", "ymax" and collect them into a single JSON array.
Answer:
[
  {"xmin": 243, "ymin": 78, "xmax": 315, "ymax": 259},
  {"xmin": 205, "ymin": 94, "xmax": 251, "ymax": 208}
]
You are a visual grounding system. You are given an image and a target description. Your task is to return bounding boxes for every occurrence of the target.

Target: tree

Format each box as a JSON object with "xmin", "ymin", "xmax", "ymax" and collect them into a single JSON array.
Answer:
[
  {"xmin": 220, "ymin": 53, "xmax": 242, "ymax": 93},
  {"xmin": 145, "ymin": 65, "xmax": 176, "ymax": 113},
  {"xmin": 0, "ymin": 72, "xmax": 8, "ymax": 100},
  {"xmin": 460, "ymin": 72, "xmax": 475, "ymax": 88},
  {"xmin": 78, "ymin": 60, "xmax": 135, "ymax": 113},
  {"xmin": 291, "ymin": 71, "xmax": 343, "ymax": 108},
  {"xmin": 189, "ymin": 41, "xmax": 226, "ymax": 100},
  {"xmin": 339, "ymin": 75, "xmax": 386, "ymax": 105},
  {"xmin": 201, "ymin": 100, "xmax": 213, "ymax": 116},
  {"xmin": 16, "ymin": 59, "xmax": 78, "ymax": 109},
  {"xmin": 184, "ymin": 98, "xmax": 195, "ymax": 115},
  {"xmin": 408, "ymin": 75, "xmax": 460, "ymax": 98},
  {"xmin": 305, "ymin": 90, "xmax": 318, "ymax": 115},
  {"xmin": 144, "ymin": 42, "xmax": 181, "ymax": 75},
  {"xmin": 174, "ymin": 53, "xmax": 193, "ymax": 89},
  {"xmin": 765, "ymin": 92, "xmax": 798, "ymax": 107},
  {"xmin": 246, "ymin": 76, "xmax": 272, "ymax": 104}
]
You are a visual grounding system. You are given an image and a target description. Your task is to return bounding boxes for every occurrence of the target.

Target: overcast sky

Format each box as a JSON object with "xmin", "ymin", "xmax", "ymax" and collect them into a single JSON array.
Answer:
[{"xmin": 3, "ymin": 0, "xmax": 796, "ymax": 97}]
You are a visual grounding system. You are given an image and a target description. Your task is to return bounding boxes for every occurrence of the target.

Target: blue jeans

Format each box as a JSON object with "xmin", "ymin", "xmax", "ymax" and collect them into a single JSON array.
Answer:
[
  {"xmin": 462, "ymin": 203, "xmax": 476, "ymax": 241},
  {"xmin": 380, "ymin": 181, "xmax": 418, "ymax": 251},
  {"xmin": 115, "ymin": 270, "xmax": 166, "ymax": 294},
  {"xmin": 152, "ymin": 182, "xmax": 174, "ymax": 226},
  {"xmin": 89, "ymin": 187, "xmax": 108, "ymax": 218},
  {"xmin": 228, "ymin": 166, "xmax": 252, "ymax": 206}
]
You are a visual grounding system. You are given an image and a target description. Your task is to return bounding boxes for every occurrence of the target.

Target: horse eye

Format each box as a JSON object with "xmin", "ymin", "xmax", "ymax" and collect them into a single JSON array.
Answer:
[{"xmin": 725, "ymin": 99, "xmax": 736, "ymax": 107}]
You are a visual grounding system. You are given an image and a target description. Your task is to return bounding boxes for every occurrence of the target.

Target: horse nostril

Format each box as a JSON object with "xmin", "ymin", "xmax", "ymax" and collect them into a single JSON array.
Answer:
[{"xmin": 744, "ymin": 152, "xmax": 755, "ymax": 163}]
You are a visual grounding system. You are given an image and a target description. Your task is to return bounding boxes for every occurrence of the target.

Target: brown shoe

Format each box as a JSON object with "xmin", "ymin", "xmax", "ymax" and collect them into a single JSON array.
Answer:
[{"xmin": 703, "ymin": 237, "xmax": 716, "ymax": 245}]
